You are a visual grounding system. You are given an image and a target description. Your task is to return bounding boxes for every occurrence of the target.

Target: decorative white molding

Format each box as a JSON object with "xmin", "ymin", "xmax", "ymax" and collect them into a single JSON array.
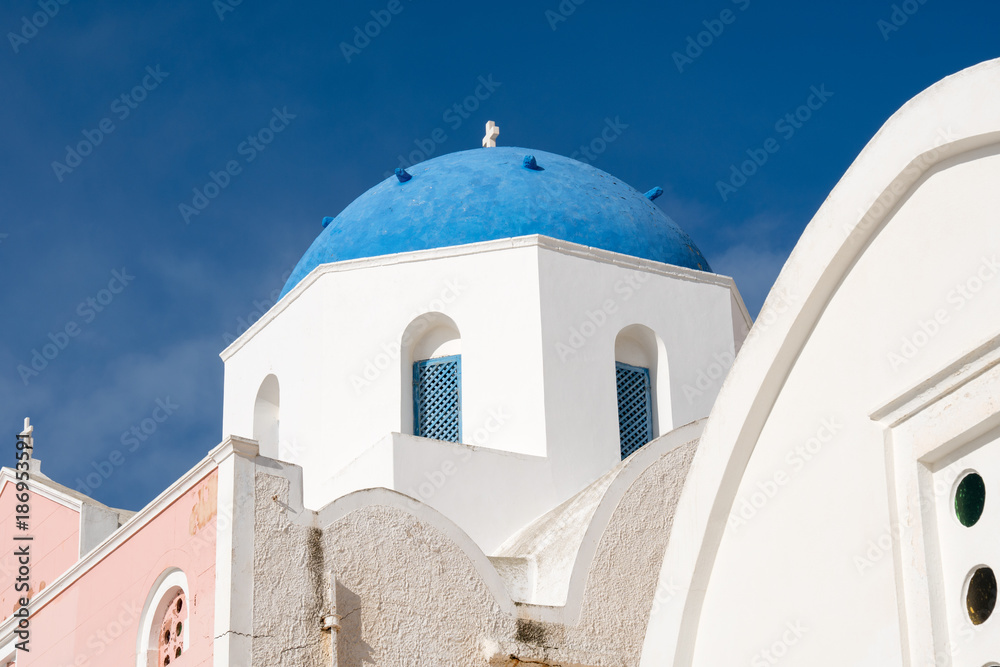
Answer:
[{"xmin": 871, "ymin": 333, "xmax": 1000, "ymax": 664}]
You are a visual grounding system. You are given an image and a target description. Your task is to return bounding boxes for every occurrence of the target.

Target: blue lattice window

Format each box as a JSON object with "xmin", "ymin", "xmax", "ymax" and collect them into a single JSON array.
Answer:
[
  {"xmin": 413, "ymin": 355, "xmax": 462, "ymax": 442},
  {"xmin": 616, "ymin": 361, "xmax": 653, "ymax": 459}
]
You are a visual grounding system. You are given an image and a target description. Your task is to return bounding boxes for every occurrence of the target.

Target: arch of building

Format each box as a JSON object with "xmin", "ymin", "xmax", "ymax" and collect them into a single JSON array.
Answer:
[
  {"xmin": 253, "ymin": 374, "xmax": 280, "ymax": 458},
  {"xmin": 614, "ymin": 323, "xmax": 671, "ymax": 439},
  {"xmin": 640, "ymin": 58, "xmax": 1000, "ymax": 666},
  {"xmin": 399, "ymin": 312, "xmax": 462, "ymax": 436},
  {"xmin": 135, "ymin": 568, "xmax": 190, "ymax": 667},
  {"xmin": 247, "ymin": 418, "xmax": 703, "ymax": 665}
]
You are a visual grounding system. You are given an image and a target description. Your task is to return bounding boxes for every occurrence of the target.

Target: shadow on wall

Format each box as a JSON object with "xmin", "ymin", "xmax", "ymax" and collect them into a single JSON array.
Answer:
[{"xmin": 336, "ymin": 580, "xmax": 373, "ymax": 666}]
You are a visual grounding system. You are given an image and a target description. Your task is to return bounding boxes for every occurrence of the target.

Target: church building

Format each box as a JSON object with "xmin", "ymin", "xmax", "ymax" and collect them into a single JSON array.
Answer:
[{"xmin": 2, "ymin": 59, "xmax": 1000, "ymax": 666}]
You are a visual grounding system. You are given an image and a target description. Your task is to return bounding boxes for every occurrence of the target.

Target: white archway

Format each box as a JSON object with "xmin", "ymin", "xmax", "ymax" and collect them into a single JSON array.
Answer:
[
  {"xmin": 615, "ymin": 323, "xmax": 671, "ymax": 440},
  {"xmin": 400, "ymin": 313, "xmax": 462, "ymax": 437},
  {"xmin": 253, "ymin": 374, "xmax": 280, "ymax": 458}
]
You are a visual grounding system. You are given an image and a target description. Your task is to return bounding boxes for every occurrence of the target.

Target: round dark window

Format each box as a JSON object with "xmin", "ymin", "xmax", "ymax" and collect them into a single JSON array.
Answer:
[
  {"xmin": 955, "ymin": 472, "xmax": 986, "ymax": 527},
  {"xmin": 966, "ymin": 566, "xmax": 997, "ymax": 625}
]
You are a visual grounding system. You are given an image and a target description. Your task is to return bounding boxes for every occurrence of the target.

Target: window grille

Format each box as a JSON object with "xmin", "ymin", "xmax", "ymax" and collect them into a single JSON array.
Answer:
[
  {"xmin": 157, "ymin": 590, "xmax": 186, "ymax": 666},
  {"xmin": 413, "ymin": 355, "xmax": 462, "ymax": 442},
  {"xmin": 616, "ymin": 361, "xmax": 653, "ymax": 459}
]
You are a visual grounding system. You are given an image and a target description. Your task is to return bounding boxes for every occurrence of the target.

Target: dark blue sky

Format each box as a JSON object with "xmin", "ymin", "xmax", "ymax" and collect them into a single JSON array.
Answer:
[{"xmin": 2, "ymin": 0, "xmax": 997, "ymax": 511}]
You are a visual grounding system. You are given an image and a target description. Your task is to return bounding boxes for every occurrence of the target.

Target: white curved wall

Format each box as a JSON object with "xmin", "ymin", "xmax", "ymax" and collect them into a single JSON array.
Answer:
[
  {"xmin": 641, "ymin": 59, "xmax": 1000, "ymax": 667},
  {"xmin": 691, "ymin": 139, "xmax": 1000, "ymax": 667}
]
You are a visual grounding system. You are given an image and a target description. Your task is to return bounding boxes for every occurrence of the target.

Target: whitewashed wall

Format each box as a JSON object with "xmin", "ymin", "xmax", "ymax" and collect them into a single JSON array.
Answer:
[{"xmin": 221, "ymin": 236, "xmax": 747, "ymax": 551}]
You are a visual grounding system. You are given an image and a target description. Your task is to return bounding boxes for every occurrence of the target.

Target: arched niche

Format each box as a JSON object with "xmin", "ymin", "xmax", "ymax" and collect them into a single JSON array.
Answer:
[
  {"xmin": 253, "ymin": 374, "xmax": 280, "ymax": 458},
  {"xmin": 400, "ymin": 313, "xmax": 462, "ymax": 437},
  {"xmin": 614, "ymin": 324, "xmax": 671, "ymax": 448}
]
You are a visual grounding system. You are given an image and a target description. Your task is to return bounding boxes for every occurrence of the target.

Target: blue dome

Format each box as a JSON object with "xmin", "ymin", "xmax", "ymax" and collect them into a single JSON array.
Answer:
[{"xmin": 281, "ymin": 147, "xmax": 710, "ymax": 297}]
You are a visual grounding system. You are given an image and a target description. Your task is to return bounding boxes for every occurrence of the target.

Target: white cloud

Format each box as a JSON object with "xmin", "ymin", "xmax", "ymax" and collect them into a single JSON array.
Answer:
[{"xmin": 711, "ymin": 243, "xmax": 791, "ymax": 318}]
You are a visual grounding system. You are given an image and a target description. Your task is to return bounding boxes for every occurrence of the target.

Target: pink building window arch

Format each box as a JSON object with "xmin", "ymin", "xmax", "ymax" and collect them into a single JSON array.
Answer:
[{"xmin": 136, "ymin": 568, "xmax": 190, "ymax": 667}]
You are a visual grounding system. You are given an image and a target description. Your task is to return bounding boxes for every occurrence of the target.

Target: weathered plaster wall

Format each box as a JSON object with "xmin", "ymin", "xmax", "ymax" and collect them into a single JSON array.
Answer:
[
  {"xmin": 251, "ymin": 435, "xmax": 696, "ymax": 666},
  {"xmin": 500, "ymin": 439, "xmax": 697, "ymax": 667}
]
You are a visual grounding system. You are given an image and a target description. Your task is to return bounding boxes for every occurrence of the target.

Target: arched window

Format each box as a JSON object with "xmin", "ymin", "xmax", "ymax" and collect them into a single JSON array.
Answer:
[
  {"xmin": 614, "ymin": 325, "xmax": 669, "ymax": 458},
  {"xmin": 157, "ymin": 590, "xmax": 186, "ymax": 665},
  {"xmin": 136, "ymin": 569, "xmax": 189, "ymax": 667},
  {"xmin": 616, "ymin": 360, "xmax": 653, "ymax": 458},
  {"xmin": 402, "ymin": 313, "xmax": 462, "ymax": 442},
  {"xmin": 253, "ymin": 374, "xmax": 280, "ymax": 458}
]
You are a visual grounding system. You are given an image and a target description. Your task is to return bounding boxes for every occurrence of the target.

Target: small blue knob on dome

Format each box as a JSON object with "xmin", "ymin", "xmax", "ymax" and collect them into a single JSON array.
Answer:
[
  {"xmin": 394, "ymin": 167, "xmax": 412, "ymax": 183},
  {"xmin": 644, "ymin": 187, "xmax": 664, "ymax": 201},
  {"xmin": 522, "ymin": 155, "xmax": 543, "ymax": 171},
  {"xmin": 322, "ymin": 216, "xmax": 334, "ymax": 228}
]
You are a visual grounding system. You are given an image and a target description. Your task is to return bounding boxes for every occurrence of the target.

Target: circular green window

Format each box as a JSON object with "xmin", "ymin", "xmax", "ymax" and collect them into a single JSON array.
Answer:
[
  {"xmin": 967, "ymin": 567, "xmax": 997, "ymax": 625},
  {"xmin": 955, "ymin": 472, "xmax": 986, "ymax": 527}
]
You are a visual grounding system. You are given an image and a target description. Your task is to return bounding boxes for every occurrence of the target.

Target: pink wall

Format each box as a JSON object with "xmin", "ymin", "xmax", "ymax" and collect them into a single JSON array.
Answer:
[
  {"xmin": 20, "ymin": 471, "xmax": 218, "ymax": 667},
  {"xmin": 0, "ymin": 480, "xmax": 80, "ymax": 623}
]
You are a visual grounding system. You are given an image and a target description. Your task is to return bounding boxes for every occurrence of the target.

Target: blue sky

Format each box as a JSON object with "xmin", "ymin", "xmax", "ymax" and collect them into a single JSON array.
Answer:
[{"xmin": 1, "ymin": 0, "xmax": 997, "ymax": 511}]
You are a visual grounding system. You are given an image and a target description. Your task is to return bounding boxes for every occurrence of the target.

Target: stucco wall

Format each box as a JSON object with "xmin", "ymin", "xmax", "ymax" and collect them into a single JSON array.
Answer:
[{"xmin": 251, "ymin": 435, "xmax": 696, "ymax": 666}]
